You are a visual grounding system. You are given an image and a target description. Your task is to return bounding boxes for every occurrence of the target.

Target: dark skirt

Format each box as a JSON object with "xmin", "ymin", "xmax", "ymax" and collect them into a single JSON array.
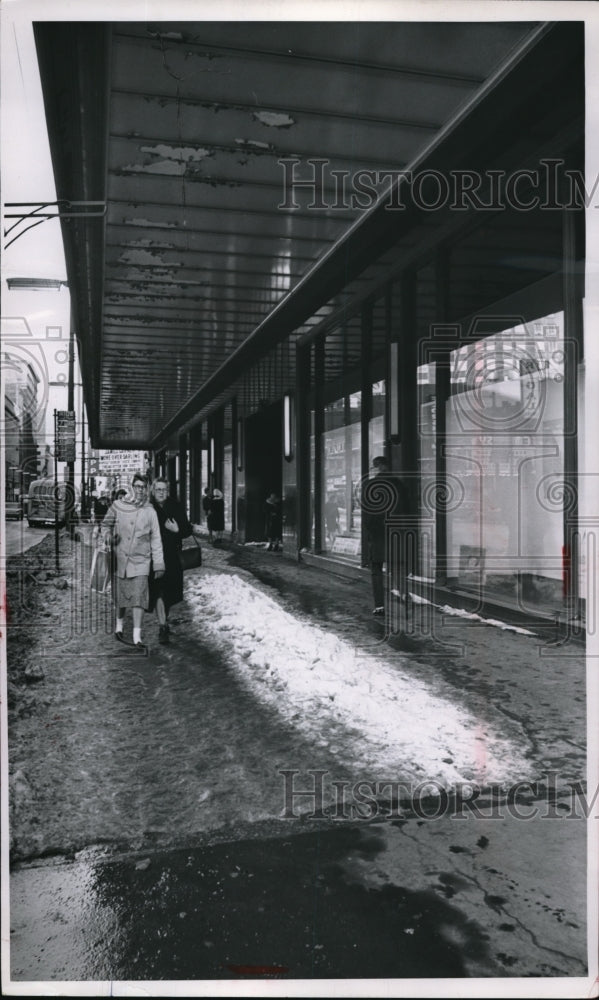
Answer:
[{"xmin": 149, "ymin": 547, "xmax": 184, "ymax": 613}]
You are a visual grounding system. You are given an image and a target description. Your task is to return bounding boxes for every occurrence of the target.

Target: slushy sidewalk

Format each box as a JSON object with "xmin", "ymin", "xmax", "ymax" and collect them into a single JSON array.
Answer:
[{"xmin": 6, "ymin": 529, "xmax": 590, "ymax": 981}]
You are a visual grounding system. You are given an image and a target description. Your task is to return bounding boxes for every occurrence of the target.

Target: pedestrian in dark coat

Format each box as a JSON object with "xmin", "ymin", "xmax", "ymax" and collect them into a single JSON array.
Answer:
[
  {"xmin": 93, "ymin": 491, "xmax": 110, "ymax": 525},
  {"xmin": 149, "ymin": 477, "xmax": 198, "ymax": 643},
  {"xmin": 264, "ymin": 492, "xmax": 282, "ymax": 551},
  {"xmin": 202, "ymin": 486, "xmax": 213, "ymax": 540},
  {"xmin": 208, "ymin": 488, "xmax": 225, "ymax": 544},
  {"xmin": 362, "ymin": 456, "xmax": 409, "ymax": 616}
]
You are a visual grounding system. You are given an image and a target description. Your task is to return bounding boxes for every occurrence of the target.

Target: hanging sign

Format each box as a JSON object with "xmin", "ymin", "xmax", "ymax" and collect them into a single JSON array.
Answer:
[{"xmin": 56, "ymin": 410, "xmax": 76, "ymax": 462}]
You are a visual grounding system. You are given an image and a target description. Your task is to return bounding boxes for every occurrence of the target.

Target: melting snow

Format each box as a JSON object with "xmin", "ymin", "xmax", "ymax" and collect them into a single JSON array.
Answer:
[
  {"xmin": 393, "ymin": 591, "xmax": 536, "ymax": 636},
  {"xmin": 186, "ymin": 572, "xmax": 534, "ymax": 787}
]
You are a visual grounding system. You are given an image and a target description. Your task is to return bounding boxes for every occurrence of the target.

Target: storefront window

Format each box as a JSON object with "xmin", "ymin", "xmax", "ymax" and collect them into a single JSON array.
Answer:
[
  {"xmin": 322, "ymin": 391, "xmax": 362, "ymax": 559},
  {"xmin": 445, "ymin": 312, "xmax": 564, "ymax": 606}
]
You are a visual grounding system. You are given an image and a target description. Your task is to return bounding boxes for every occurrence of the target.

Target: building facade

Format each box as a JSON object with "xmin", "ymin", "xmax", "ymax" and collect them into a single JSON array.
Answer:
[{"xmin": 3, "ymin": 353, "xmax": 41, "ymax": 503}]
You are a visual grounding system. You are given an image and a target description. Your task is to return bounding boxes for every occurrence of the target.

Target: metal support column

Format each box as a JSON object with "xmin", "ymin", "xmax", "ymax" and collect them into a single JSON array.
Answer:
[
  {"xmin": 562, "ymin": 200, "xmax": 584, "ymax": 616},
  {"xmin": 314, "ymin": 339, "xmax": 325, "ymax": 552},
  {"xmin": 296, "ymin": 342, "xmax": 311, "ymax": 552},
  {"xmin": 434, "ymin": 251, "xmax": 451, "ymax": 586},
  {"xmin": 361, "ymin": 300, "xmax": 373, "ymax": 567}
]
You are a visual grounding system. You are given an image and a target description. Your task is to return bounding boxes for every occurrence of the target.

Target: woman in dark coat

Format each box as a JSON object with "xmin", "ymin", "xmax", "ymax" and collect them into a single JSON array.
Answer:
[
  {"xmin": 202, "ymin": 487, "xmax": 213, "ymax": 540},
  {"xmin": 208, "ymin": 488, "xmax": 225, "ymax": 544},
  {"xmin": 264, "ymin": 492, "xmax": 282, "ymax": 551},
  {"xmin": 149, "ymin": 477, "xmax": 197, "ymax": 643}
]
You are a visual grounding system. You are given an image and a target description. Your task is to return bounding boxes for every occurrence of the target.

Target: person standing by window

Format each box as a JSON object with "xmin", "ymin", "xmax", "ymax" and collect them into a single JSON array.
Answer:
[
  {"xmin": 264, "ymin": 492, "xmax": 282, "ymax": 551},
  {"xmin": 209, "ymin": 488, "xmax": 225, "ymax": 545},
  {"xmin": 202, "ymin": 486, "xmax": 213, "ymax": 541},
  {"xmin": 324, "ymin": 491, "xmax": 340, "ymax": 548},
  {"xmin": 362, "ymin": 456, "xmax": 408, "ymax": 617}
]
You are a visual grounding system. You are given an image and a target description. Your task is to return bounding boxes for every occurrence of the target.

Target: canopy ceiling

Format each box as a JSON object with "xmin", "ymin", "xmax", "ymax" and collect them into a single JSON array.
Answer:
[{"xmin": 35, "ymin": 19, "xmax": 581, "ymax": 448}]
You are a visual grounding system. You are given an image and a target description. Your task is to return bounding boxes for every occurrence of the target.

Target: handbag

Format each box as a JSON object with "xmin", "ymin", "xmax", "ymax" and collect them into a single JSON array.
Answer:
[{"xmin": 180, "ymin": 534, "xmax": 202, "ymax": 570}]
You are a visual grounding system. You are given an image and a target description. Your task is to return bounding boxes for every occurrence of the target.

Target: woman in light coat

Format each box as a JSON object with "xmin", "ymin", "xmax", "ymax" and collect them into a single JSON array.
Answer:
[{"xmin": 101, "ymin": 473, "xmax": 164, "ymax": 649}]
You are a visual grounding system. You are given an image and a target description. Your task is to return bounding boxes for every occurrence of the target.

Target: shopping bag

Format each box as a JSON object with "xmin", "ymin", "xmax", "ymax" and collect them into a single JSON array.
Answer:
[{"xmin": 90, "ymin": 547, "xmax": 111, "ymax": 593}]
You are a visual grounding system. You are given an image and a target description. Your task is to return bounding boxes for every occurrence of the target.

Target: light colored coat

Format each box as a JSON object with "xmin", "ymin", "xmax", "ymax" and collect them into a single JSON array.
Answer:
[{"xmin": 102, "ymin": 498, "xmax": 165, "ymax": 578}]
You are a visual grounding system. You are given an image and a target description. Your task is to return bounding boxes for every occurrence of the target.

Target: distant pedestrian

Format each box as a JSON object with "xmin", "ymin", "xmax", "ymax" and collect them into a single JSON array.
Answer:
[
  {"xmin": 101, "ymin": 473, "xmax": 165, "ymax": 650},
  {"xmin": 202, "ymin": 487, "xmax": 213, "ymax": 541},
  {"xmin": 208, "ymin": 488, "xmax": 225, "ymax": 545},
  {"xmin": 149, "ymin": 477, "xmax": 200, "ymax": 644},
  {"xmin": 361, "ymin": 456, "xmax": 408, "ymax": 617},
  {"xmin": 324, "ymin": 492, "xmax": 340, "ymax": 547},
  {"xmin": 93, "ymin": 491, "xmax": 110, "ymax": 525},
  {"xmin": 264, "ymin": 492, "xmax": 282, "ymax": 551}
]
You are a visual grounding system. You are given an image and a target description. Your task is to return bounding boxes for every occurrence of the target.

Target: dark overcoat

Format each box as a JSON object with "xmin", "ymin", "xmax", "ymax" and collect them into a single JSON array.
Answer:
[{"xmin": 149, "ymin": 496, "xmax": 193, "ymax": 611}]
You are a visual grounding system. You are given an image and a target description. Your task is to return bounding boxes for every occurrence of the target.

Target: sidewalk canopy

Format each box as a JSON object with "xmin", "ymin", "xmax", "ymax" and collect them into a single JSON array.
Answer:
[{"xmin": 33, "ymin": 20, "xmax": 581, "ymax": 448}]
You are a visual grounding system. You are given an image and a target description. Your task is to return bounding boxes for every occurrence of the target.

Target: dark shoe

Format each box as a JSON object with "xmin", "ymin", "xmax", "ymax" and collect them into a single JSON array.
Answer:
[
  {"xmin": 115, "ymin": 631, "xmax": 126, "ymax": 643},
  {"xmin": 158, "ymin": 626, "xmax": 169, "ymax": 644},
  {"xmin": 133, "ymin": 641, "xmax": 147, "ymax": 653},
  {"xmin": 372, "ymin": 607, "xmax": 385, "ymax": 617}
]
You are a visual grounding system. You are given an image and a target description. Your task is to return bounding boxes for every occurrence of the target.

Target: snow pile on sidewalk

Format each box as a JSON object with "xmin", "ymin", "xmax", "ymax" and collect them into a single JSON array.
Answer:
[{"xmin": 186, "ymin": 572, "xmax": 534, "ymax": 788}]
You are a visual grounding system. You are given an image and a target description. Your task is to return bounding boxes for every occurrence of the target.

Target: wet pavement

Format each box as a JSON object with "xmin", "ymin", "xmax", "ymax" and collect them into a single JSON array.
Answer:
[
  {"xmin": 4, "ymin": 529, "xmax": 591, "ymax": 988},
  {"xmin": 11, "ymin": 828, "xmax": 478, "ymax": 981}
]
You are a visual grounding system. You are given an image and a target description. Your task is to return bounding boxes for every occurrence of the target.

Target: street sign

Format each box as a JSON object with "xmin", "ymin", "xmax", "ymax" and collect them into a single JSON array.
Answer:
[{"xmin": 56, "ymin": 410, "xmax": 76, "ymax": 462}]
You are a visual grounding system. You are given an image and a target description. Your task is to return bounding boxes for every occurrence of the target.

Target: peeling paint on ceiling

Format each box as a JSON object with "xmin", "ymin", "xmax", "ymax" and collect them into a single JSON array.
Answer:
[
  {"xmin": 124, "ymin": 218, "xmax": 178, "ymax": 229},
  {"xmin": 118, "ymin": 248, "xmax": 173, "ymax": 265},
  {"xmin": 148, "ymin": 31, "xmax": 184, "ymax": 41},
  {"xmin": 121, "ymin": 266, "xmax": 179, "ymax": 279},
  {"xmin": 125, "ymin": 238, "xmax": 177, "ymax": 249},
  {"xmin": 122, "ymin": 160, "xmax": 187, "ymax": 176},
  {"xmin": 234, "ymin": 138, "xmax": 273, "ymax": 152},
  {"xmin": 252, "ymin": 111, "xmax": 296, "ymax": 128},
  {"xmin": 140, "ymin": 143, "xmax": 213, "ymax": 161}
]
